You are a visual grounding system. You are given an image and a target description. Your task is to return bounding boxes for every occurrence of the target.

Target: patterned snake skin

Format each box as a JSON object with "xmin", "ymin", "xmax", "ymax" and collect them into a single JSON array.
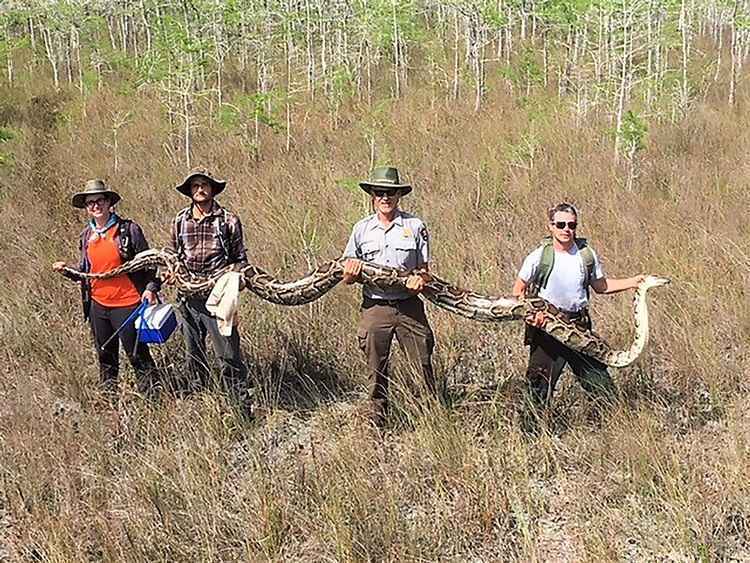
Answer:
[{"xmin": 62, "ymin": 248, "xmax": 669, "ymax": 367}]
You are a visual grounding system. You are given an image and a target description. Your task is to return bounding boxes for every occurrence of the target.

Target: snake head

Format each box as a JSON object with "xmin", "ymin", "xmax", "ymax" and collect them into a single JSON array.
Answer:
[{"xmin": 643, "ymin": 275, "xmax": 671, "ymax": 289}]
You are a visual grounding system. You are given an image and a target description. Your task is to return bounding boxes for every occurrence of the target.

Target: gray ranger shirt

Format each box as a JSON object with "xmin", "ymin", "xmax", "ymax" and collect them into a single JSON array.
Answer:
[{"xmin": 343, "ymin": 210, "xmax": 430, "ymax": 301}]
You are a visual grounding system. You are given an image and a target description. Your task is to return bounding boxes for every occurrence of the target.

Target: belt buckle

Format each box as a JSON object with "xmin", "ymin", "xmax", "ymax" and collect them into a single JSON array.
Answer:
[
  {"xmin": 560, "ymin": 309, "xmax": 577, "ymax": 322},
  {"xmin": 567, "ymin": 309, "xmax": 588, "ymax": 324}
]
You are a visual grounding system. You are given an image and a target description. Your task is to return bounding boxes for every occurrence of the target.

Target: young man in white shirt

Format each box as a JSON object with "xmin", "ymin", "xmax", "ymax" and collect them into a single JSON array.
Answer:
[{"xmin": 512, "ymin": 203, "xmax": 645, "ymax": 420}]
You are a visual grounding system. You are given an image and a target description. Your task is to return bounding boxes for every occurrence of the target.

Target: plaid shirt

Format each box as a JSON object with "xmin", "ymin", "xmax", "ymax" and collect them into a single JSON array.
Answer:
[{"xmin": 170, "ymin": 202, "xmax": 248, "ymax": 277}]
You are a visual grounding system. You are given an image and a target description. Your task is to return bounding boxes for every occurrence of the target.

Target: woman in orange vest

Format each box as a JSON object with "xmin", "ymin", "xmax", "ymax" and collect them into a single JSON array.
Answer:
[{"xmin": 53, "ymin": 180, "xmax": 160, "ymax": 401}]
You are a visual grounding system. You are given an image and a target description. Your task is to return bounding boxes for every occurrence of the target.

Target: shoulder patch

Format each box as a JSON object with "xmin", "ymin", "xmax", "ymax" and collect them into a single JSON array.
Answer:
[{"xmin": 420, "ymin": 225, "xmax": 429, "ymax": 242}]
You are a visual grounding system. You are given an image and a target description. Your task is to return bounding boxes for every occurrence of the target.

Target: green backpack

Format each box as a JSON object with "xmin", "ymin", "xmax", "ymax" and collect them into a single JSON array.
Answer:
[{"xmin": 526, "ymin": 237, "xmax": 595, "ymax": 298}]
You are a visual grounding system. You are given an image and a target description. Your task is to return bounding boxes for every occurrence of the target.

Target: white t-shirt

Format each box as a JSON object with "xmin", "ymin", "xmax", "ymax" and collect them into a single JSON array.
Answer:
[{"xmin": 518, "ymin": 244, "xmax": 605, "ymax": 312}]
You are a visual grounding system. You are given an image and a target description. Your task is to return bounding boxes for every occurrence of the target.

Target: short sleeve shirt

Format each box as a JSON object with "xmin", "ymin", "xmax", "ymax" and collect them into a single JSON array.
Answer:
[
  {"xmin": 518, "ymin": 244, "xmax": 605, "ymax": 312},
  {"xmin": 343, "ymin": 211, "xmax": 430, "ymax": 301}
]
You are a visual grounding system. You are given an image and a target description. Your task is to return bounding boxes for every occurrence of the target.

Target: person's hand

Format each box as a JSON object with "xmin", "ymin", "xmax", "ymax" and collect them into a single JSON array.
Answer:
[
  {"xmin": 524, "ymin": 311, "xmax": 546, "ymax": 328},
  {"xmin": 405, "ymin": 273, "xmax": 426, "ymax": 293},
  {"xmin": 142, "ymin": 290, "xmax": 158, "ymax": 305},
  {"xmin": 342, "ymin": 259, "xmax": 363, "ymax": 285},
  {"xmin": 52, "ymin": 261, "xmax": 67, "ymax": 273},
  {"xmin": 631, "ymin": 274, "xmax": 647, "ymax": 289}
]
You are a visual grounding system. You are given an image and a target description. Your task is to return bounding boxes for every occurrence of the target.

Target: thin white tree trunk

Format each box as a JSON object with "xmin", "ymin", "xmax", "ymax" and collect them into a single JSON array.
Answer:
[
  {"xmin": 729, "ymin": 0, "xmax": 739, "ymax": 105},
  {"xmin": 452, "ymin": 10, "xmax": 460, "ymax": 100},
  {"xmin": 614, "ymin": 8, "xmax": 632, "ymax": 163},
  {"xmin": 183, "ymin": 89, "xmax": 191, "ymax": 168},
  {"xmin": 41, "ymin": 24, "xmax": 60, "ymax": 90},
  {"xmin": 392, "ymin": 1, "xmax": 401, "ymax": 98}
]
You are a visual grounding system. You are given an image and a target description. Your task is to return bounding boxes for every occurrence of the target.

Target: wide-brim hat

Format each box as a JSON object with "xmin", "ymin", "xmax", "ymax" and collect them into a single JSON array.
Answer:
[
  {"xmin": 71, "ymin": 179, "xmax": 121, "ymax": 209},
  {"xmin": 176, "ymin": 168, "xmax": 227, "ymax": 197},
  {"xmin": 359, "ymin": 166, "xmax": 412, "ymax": 196}
]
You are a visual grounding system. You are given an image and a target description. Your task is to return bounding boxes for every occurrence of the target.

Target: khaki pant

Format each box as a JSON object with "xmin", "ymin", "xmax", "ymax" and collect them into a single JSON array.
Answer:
[{"xmin": 356, "ymin": 296, "xmax": 435, "ymax": 427}]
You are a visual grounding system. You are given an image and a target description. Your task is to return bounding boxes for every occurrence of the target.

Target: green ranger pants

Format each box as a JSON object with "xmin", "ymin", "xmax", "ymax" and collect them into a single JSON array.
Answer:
[{"xmin": 525, "ymin": 323, "xmax": 617, "ymax": 409}]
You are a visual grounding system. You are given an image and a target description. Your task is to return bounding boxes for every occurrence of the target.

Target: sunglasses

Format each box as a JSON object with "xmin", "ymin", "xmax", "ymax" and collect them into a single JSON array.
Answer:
[
  {"xmin": 85, "ymin": 197, "xmax": 108, "ymax": 208},
  {"xmin": 372, "ymin": 189, "xmax": 398, "ymax": 198},
  {"xmin": 552, "ymin": 221, "xmax": 577, "ymax": 230}
]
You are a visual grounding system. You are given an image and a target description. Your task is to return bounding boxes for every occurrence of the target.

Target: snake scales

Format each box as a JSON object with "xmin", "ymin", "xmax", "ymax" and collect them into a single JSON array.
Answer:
[{"xmin": 62, "ymin": 248, "xmax": 669, "ymax": 367}]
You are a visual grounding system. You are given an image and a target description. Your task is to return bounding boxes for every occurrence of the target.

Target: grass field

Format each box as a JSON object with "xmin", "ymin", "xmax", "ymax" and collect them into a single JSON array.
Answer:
[{"xmin": 1, "ymin": 19, "xmax": 749, "ymax": 560}]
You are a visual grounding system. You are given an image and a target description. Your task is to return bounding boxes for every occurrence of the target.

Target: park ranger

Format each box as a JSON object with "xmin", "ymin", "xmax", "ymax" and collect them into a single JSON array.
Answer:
[{"xmin": 342, "ymin": 166, "xmax": 436, "ymax": 429}]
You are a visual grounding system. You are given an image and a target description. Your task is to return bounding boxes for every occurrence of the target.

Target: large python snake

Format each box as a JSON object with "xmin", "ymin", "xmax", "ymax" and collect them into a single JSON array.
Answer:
[{"xmin": 61, "ymin": 249, "xmax": 669, "ymax": 367}]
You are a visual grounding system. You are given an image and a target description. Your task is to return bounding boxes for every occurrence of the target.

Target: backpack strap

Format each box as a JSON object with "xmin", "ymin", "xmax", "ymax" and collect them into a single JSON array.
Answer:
[
  {"xmin": 537, "ymin": 238, "xmax": 555, "ymax": 291},
  {"xmin": 117, "ymin": 218, "xmax": 134, "ymax": 261},
  {"xmin": 215, "ymin": 208, "xmax": 231, "ymax": 261},
  {"xmin": 174, "ymin": 207, "xmax": 191, "ymax": 260},
  {"xmin": 526, "ymin": 238, "xmax": 554, "ymax": 297},
  {"xmin": 527, "ymin": 237, "xmax": 595, "ymax": 297},
  {"xmin": 79, "ymin": 225, "xmax": 92, "ymax": 273},
  {"xmin": 79, "ymin": 225, "xmax": 89, "ymax": 253},
  {"xmin": 576, "ymin": 238, "xmax": 595, "ymax": 290}
]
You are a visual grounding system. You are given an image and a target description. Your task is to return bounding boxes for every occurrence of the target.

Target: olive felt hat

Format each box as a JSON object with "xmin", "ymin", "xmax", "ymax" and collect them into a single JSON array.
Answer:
[
  {"xmin": 71, "ymin": 179, "xmax": 122, "ymax": 209},
  {"xmin": 359, "ymin": 166, "xmax": 412, "ymax": 196},
  {"xmin": 175, "ymin": 168, "xmax": 227, "ymax": 197}
]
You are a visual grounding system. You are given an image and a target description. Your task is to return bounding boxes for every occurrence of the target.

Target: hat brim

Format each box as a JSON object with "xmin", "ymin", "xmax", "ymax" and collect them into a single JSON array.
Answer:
[
  {"xmin": 176, "ymin": 174, "xmax": 226, "ymax": 197},
  {"xmin": 71, "ymin": 190, "xmax": 122, "ymax": 209},
  {"xmin": 359, "ymin": 182, "xmax": 412, "ymax": 196}
]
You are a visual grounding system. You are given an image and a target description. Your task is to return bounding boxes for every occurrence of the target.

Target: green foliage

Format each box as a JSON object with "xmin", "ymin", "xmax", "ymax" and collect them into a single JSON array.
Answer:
[
  {"xmin": 505, "ymin": 129, "xmax": 541, "ymax": 169},
  {"xmin": 153, "ymin": 14, "xmax": 212, "ymax": 73},
  {"xmin": 337, "ymin": 177, "xmax": 361, "ymax": 196},
  {"xmin": 218, "ymin": 104, "xmax": 241, "ymax": 130},
  {"xmin": 619, "ymin": 110, "xmax": 648, "ymax": 154},
  {"xmin": 0, "ymin": 0, "xmax": 738, "ymax": 162},
  {"xmin": 499, "ymin": 48, "xmax": 544, "ymax": 89},
  {"xmin": 734, "ymin": 15, "xmax": 750, "ymax": 30},
  {"xmin": 537, "ymin": 0, "xmax": 593, "ymax": 27},
  {"xmin": 0, "ymin": 126, "xmax": 16, "ymax": 167},
  {"xmin": 353, "ymin": 0, "xmax": 424, "ymax": 52},
  {"xmin": 135, "ymin": 51, "xmax": 171, "ymax": 86},
  {"xmin": 219, "ymin": 92, "xmax": 283, "ymax": 133},
  {"xmin": 0, "ymin": 34, "xmax": 30, "ymax": 61},
  {"xmin": 479, "ymin": 0, "xmax": 508, "ymax": 29},
  {"xmin": 442, "ymin": 0, "xmax": 508, "ymax": 28},
  {"xmin": 328, "ymin": 65, "xmax": 357, "ymax": 109},
  {"xmin": 0, "ymin": 127, "xmax": 14, "ymax": 144}
]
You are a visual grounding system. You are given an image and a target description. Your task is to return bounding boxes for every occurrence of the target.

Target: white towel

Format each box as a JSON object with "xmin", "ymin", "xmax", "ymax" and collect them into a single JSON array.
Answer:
[{"xmin": 205, "ymin": 272, "xmax": 243, "ymax": 336}]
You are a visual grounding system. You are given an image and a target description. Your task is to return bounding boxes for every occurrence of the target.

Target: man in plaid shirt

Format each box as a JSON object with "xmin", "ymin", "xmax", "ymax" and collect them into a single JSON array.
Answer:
[{"xmin": 169, "ymin": 168, "xmax": 251, "ymax": 416}]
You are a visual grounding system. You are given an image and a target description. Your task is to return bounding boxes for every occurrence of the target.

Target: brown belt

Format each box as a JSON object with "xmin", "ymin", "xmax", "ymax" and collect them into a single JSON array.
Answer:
[
  {"xmin": 363, "ymin": 296, "xmax": 417, "ymax": 308},
  {"xmin": 558, "ymin": 308, "xmax": 590, "ymax": 326}
]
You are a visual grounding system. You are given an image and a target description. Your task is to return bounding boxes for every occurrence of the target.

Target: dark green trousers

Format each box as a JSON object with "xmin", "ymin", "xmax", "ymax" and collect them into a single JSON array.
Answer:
[{"xmin": 525, "ymin": 325, "xmax": 616, "ymax": 408}]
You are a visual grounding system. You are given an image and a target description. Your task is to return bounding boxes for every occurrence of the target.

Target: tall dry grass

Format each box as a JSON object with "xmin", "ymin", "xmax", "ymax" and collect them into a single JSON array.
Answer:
[{"xmin": 0, "ymin": 62, "xmax": 748, "ymax": 562}]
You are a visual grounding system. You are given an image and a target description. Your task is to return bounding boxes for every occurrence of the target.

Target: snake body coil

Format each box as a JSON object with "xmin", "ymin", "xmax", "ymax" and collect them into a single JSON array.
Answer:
[{"xmin": 63, "ymin": 249, "xmax": 669, "ymax": 367}]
